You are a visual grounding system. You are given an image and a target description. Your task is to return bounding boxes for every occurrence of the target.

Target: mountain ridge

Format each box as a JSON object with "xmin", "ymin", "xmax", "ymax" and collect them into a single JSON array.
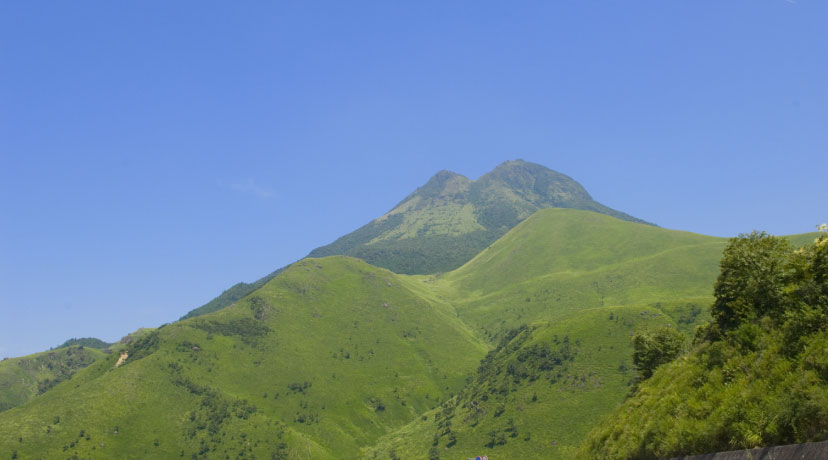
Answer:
[{"xmin": 183, "ymin": 159, "xmax": 652, "ymax": 319}]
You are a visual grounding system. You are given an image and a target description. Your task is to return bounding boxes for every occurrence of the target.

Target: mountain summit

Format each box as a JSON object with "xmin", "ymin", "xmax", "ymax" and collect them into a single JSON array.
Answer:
[
  {"xmin": 308, "ymin": 160, "xmax": 650, "ymax": 274},
  {"xmin": 183, "ymin": 160, "xmax": 650, "ymax": 319}
]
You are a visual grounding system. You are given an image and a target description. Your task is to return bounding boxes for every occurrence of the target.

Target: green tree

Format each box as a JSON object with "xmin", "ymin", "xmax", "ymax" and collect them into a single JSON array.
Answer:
[
  {"xmin": 781, "ymin": 232, "xmax": 828, "ymax": 353},
  {"xmin": 711, "ymin": 231, "xmax": 792, "ymax": 332},
  {"xmin": 632, "ymin": 327, "xmax": 685, "ymax": 380}
]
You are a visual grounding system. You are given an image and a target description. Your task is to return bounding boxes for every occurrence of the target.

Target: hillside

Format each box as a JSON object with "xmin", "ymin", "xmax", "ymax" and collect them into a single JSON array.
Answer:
[
  {"xmin": 0, "ymin": 257, "xmax": 487, "ymax": 459},
  {"xmin": 183, "ymin": 160, "xmax": 651, "ymax": 320},
  {"xmin": 576, "ymin": 231, "xmax": 828, "ymax": 459},
  {"xmin": 366, "ymin": 305, "xmax": 685, "ymax": 460},
  {"xmin": 179, "ymin": 267, "xmax": 285, "ymax": 320},
  {"xmin": 0, "ymin": 346, "xmax": 106, "ymax": 413},
  {"xmin": 308, "ymin": 160, "xmax": 650, "ymax": 275},
  {"xmin": 429, "ymin": 208, "xmax": 725, "ymax": 342},
  {"xmin": 363, "ymin": 209, "xmax": 727, "ymax": 459}
]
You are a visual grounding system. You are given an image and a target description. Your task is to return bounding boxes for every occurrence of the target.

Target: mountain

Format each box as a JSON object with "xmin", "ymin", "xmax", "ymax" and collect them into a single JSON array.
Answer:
[
  {"xmin": 180, "ymin": 160, "xmax": 650, "ymax": 320},
  {"xmin": 308, "ymin": 159, "xmax": 651, "ymax": 275},
  {"xmin": 4, "ymin": 197, "xmax": 820, "ymax": 460},
  {"xmin": 1, "ymin": 209, "xmax": 729, "ymax": 460}
]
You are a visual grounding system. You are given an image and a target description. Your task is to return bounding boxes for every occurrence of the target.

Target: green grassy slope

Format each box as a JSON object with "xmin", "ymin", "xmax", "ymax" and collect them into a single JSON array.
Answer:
[
  {"xmin": 785, "ymin": 231, "xmax": 823, "ymax": 247},
  {"xmin": 430, "ymin": 208, "xmax": 726, "ymax": 342},
  {"xmin": 366, "ymin": 305, "xmax": 687, "ymax": 460},
  {"xmin": 0, "ymin": 346, "xmax": 105, "ymax": 413},
  {"xmin": 0, "ymin": 256, "xmax": 487, "ymax": 459},
  {"xmin": 182, "ymin": 160, "xmax": 650, "ymax": 320}
]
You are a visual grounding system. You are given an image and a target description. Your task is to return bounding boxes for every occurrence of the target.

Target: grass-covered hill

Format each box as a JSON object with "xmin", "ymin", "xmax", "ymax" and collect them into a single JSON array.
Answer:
[
  {"xmin": 308, "ymin": 159, "xmax": 650, "ymax": 276},
  {"xmin": 0, "ymin": 256, "xmax": 488, "ymax": 459},
  {"xmin": 184, "ymin": 160, "xmax": 651, "ymax": 320},
  {"xmin": 365, "ymin": 305, "xmax": 685, "ymax": 460},
  {"xmin": 576, "ymin": 231, "xmax": 828, "ymax": 460},
  {"xmin": 430, "ymin": 208, "xmax": 726, "ymax": 341},
  {"xmin": 0, "ymin": 346, "xmax": 106, "ymax": 413}
]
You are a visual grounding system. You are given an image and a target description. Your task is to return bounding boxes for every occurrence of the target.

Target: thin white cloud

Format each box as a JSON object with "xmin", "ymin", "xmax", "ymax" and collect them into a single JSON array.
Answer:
[{"xmin": 227, "ymin": 179, "xmax": 275, "ymax": 199}]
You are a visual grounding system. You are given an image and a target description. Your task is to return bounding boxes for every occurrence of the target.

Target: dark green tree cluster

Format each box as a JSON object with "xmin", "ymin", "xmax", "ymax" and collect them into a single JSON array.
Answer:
[
  {"xmin": 701, "ymin": 231, "xmax": 828, "ymax": 355},
  {"xmin": 632, "ymin": 327, "xmax": 685, "ymax": 381},
  {"xmin": 192, "ymin": 317, "xmax": 270, "ymax": 345},
  {"xmin": 125, "ymin": 330, "xmax": 160, "ymax": 362},
  {"xmin": 56, "ymin": 337, "xmax": 112, "ymax": 349},
  {"xmin": 709, "ymin": 231, "xmax": 796, "ymax": 333}
]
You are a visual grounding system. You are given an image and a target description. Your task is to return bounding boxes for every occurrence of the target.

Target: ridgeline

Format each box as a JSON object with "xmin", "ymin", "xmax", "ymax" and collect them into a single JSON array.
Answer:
[{"xmin": 182, "ymin": 160, "xmax": 651, "ymax": 319}]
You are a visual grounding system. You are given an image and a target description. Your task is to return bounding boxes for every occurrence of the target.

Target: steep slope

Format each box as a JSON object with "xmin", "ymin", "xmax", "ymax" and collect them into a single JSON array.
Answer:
[
  {"xmin": 307, "ymin": 159, "xmax": 649, "ymax": 275},
  {"xmin": 0, "ymin": 257, "xmax": 487, "ymax": 459},
  {"xmin": 0, "ymin": 346, "xmax": 106, "ymax": 413}
]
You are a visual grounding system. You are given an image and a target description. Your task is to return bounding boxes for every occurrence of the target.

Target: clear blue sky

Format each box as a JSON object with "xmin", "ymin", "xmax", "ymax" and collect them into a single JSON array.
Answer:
[{"xmin": 2, "ymin": 1, "xmax": 826, "ymax": 358}]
